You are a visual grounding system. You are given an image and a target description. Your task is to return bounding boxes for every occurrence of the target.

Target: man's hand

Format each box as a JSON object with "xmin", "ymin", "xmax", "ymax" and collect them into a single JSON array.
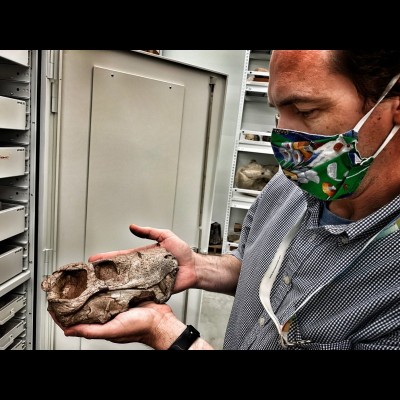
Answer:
[
  {"xmin": 87, "ymin": 224, "xmax": 198, "ymax": 294},
  {"xmin": 52, "ymin": 301, "xmax": 186, "ymax": 350}
]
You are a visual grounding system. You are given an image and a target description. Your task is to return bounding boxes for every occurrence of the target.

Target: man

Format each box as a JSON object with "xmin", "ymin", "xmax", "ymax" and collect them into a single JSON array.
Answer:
[{"xmin": 54, "ymin": 51, "xmax": 400, "ymax": 349}]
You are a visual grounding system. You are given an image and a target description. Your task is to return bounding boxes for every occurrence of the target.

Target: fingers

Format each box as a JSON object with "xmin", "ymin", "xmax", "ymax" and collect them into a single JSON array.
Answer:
[
  {"xmin": 61, "ymin": 302, "xmax": 165, "ymax": 343},
  {"xmin": 64, "ymin": 324, "xmax": 105, "ymax": 339},
  {"xmin": 63, "ymin": 317, "xmax": 124, "ymax": 340}
]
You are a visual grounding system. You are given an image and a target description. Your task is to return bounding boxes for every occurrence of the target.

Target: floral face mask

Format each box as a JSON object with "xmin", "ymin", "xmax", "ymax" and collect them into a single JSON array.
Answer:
[{"xmin": 271, "ymin": 74, "xmax": 400, "ymax": 200}]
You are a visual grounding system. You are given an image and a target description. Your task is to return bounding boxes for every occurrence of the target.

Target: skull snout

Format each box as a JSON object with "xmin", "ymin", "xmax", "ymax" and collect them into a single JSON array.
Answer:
[{"xmin": 56, "ymin": 269, "xmax": 88, "ymax": 299}]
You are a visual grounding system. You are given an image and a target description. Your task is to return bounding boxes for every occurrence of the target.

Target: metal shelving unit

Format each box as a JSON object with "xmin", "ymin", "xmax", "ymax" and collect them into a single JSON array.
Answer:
[
  {"xmin": 222, "ymin": 50, "xmax": 278, "ymax": 253},
  {"xmin": 0, "ymin": 50, "xmax": 37, "ymax": 350}
]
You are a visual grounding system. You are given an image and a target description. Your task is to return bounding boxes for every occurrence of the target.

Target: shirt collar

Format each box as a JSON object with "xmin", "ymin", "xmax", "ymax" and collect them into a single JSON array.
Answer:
[{"xmin": 303, "ymin": 191, "xmax": 400, "ymax": 241}]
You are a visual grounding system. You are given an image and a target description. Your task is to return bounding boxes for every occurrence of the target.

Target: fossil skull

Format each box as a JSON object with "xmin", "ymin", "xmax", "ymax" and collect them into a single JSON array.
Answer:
[{"xmin": 41, "ymin": 246, "xmax": 178, "ymax": 327}]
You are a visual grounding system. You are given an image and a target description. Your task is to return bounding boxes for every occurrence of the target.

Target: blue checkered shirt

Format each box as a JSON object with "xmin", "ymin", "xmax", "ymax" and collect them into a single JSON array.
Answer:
[{"xmin": 223, "ymin": 169, "xmax": 400, "ymax": 350}]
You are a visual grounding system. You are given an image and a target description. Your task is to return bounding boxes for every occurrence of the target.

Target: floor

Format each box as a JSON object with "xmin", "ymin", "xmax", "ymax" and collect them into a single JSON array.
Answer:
[{"xmin": 197, "ymin": 291, "xmax": 235, "ymax": 350}]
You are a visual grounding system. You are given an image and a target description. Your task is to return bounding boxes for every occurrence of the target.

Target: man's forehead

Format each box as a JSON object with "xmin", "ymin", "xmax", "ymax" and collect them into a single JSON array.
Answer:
[{"xmin": 270, "ymin": 50, "xmax": 332, "ymax": 74}]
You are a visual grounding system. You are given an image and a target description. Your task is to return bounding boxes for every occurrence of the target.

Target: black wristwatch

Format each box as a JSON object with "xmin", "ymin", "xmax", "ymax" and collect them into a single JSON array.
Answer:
[{"xmin": 168, "ymin": 325, "xmax": 200, "ymax": 350}]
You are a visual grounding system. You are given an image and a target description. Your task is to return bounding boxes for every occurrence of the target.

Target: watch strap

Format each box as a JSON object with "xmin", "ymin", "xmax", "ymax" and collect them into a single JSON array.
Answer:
[{"xmin": 168, "ymin": 325, "xmax": 200, "ymax": 350}]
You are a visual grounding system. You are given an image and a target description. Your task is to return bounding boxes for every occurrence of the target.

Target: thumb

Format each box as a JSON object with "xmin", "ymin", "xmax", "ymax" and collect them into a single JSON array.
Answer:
[
  {"xmin": 129, "ymin": 224, "xmax": 176, "ymax": 244},
  {"xmin": 129, "ymin": 224, "xmax": 153, "ymax": 239}
]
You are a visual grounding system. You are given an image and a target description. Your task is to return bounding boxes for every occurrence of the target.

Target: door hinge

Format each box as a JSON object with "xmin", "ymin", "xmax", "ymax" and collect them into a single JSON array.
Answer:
[
  {"xmin": 43, "ymin": 248, "xmax": 54, "ymax": 273},
  {"xmin": 46, "ymin": 50, "xmax": 59, "ymax": 113},
  {"xmin": 46, "ymin": 50, "xmax": 56, "ymax": 80}
]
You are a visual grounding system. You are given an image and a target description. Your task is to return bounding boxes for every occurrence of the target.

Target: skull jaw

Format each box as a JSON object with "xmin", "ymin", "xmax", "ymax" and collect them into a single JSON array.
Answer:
[{"xmin": 48, "ymin": 270, "xmax": 177, "ymax": 327}]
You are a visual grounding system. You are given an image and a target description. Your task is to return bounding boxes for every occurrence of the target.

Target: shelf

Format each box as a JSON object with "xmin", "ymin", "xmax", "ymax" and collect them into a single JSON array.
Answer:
[
  {"xmin": 0, "ymin": 293, "xmax": 25, "ymax": 326},
  {"xmin": 248, "ymin": 70, "xmax": 269, "ymax": 77},
  {"xmin": 0, "ymin": 51, "xmax": 29, "ymax": 67},
  {"xmin": 7, "ymin": 337, "xmax": 26, "ymax": 350},
  {"xmin": 246, "ymin": 80, "xmax": 268, "ymax": 87},
  {"xmin": 231, "ymin": 190, "xmax": 258, "ymax": 209},
  {"xmin": 0, "ymin": 270, "xmax": 30, "ymax": 301},
  {"xmin": 0, "ymin": 49, "xmax": 34, "ymax": 350},
  {"xmin": 0, "ymin": 81, "xmax": 30, "ymax": 100},
  {"xmin": 223, "ymin": 50, "xmax": 277, "ymax": 255},
  {"xmin": 237, "ymin": 142, "xmax": 273, "ymax": 154},
  {"xmin": 246, "ymin": 83, "xmax": 268, "ymax": 93},
  {"xmin": 233, "ymin": 187, "xmax": 260, "ymax": 197},
  {"xmin": 244, "ymin": 94, "xmax": 268, "ymax": 102},
  {"xmin": 240, "ymin": 128, "xmax": 272, "ymax": 142},
  {"xmin": 0, "ymin": 317, "xmax": 26, "ymax": 350}
]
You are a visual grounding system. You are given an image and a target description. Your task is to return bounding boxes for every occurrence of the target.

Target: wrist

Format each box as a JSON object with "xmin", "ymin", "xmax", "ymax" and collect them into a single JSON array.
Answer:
[
  {"xmin": 149, "ymin": 311, "xmax": 187, "ymax": 350},
  {"xmin": 168, "ymin": 325, "xmax": 200, "ymax": 350},
  {"xmin": 188, "ymin": 337, "xmax": 213, "ymax": 350},
  {"xmin": 168, "ymin": 325, "xmax": 214, "ymax": 350}
]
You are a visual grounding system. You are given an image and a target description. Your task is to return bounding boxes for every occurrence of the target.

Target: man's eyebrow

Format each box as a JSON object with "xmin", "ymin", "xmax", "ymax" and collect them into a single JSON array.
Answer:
[{"xmin": 268, "ymin": 94, "xmax": 329, "ymax": 108}]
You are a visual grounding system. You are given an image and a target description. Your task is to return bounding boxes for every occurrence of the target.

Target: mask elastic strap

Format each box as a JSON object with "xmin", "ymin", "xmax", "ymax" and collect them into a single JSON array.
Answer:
[
  {"xmin": 354, "ymin": 73, "xmax": 400, "ymax": 132},
  {"xmin": 372, "ymin": 124, "xmax": 400, "ymax": 159}
]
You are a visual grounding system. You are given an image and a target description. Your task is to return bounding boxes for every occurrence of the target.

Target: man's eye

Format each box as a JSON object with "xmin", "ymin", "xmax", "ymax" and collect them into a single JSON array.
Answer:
[{"xmin": 297, "ymin": 110, "xmax": 315, "ymax": 118}]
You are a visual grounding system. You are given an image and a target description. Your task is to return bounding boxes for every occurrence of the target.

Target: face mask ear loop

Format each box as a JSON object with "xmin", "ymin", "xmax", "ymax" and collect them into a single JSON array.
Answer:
[
  {"xmin": 354, "ymin": 73, "xmax": 400, "ymax": 132},
  {"xmin": 372, "ymin": 124, "xmax": 400, "ymax": 159}
]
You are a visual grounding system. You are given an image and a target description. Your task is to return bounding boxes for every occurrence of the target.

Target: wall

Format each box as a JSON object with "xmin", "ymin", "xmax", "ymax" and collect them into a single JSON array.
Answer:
[{"xmin": 162, "ymin": 50, "xmax": 245, "ymax": 348}]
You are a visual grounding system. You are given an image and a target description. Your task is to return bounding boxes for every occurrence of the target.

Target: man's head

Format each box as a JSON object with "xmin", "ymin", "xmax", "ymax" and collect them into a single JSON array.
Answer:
[
  {"xmin": 269, "ymin": 50, "xmax": 400, "ymax": 135},
  {"xmin": 268, "ymin": 50, "xmax": 400, "ymax": 205}
]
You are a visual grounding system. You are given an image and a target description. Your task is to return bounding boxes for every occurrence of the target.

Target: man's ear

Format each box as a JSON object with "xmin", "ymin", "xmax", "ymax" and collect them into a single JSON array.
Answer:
[{"xmin": 392, "ymin": 96, "xmax": 400, "ymax": 125}]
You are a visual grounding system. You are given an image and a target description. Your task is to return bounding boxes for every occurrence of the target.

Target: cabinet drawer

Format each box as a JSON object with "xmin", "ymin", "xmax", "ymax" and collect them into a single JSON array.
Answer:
[
  {"xmin": 0, "ymin": 292, "xmax": 25, "ymax": 324},
  {"xmin": 0, "ymin": 203, "xmax": 25, "ymax": 241},
  {"xmin": 7, "ymin": 337, "xmax": 26, "ymax": 350},
  {"xmin": 0, "ymin": 50, "xmax": 29, "ymax": 67},
  {"xmin": 0, "ymin": 146, "xmax": 25, "ymax": 177},
  {"xmin": 0, "ymin": 317, "xmax": 25, "ymax": 350},
  {"xmin": 0, "ymin": 96, "xmax": 26, "ymax": 130}
]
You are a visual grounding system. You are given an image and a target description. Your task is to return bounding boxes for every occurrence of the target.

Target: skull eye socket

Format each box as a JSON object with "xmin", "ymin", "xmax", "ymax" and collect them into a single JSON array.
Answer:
[
  {"xmin": 94, "ymin": 260, "xmax": 119, "ymax": 282},
  {"xmin": 57, "ymin": 270, "xmax": 87, "ymax": 299}
]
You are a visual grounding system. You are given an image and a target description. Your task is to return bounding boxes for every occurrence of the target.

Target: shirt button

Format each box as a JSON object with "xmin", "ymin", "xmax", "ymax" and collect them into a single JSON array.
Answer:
[
  {"xmin": 340, "ymin": 236, "xmax": 349, "ymax": 244},
  {"xmin": 259, "ymin": 317, "xmax": 266, "ymax": 327},
  {"xmin": 283, "ymin": 275, "xmax": 291, "ymax": 285},
  {"xmin": 308, "ymin": 233, "xmax": 316, "ymax": 242}
]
